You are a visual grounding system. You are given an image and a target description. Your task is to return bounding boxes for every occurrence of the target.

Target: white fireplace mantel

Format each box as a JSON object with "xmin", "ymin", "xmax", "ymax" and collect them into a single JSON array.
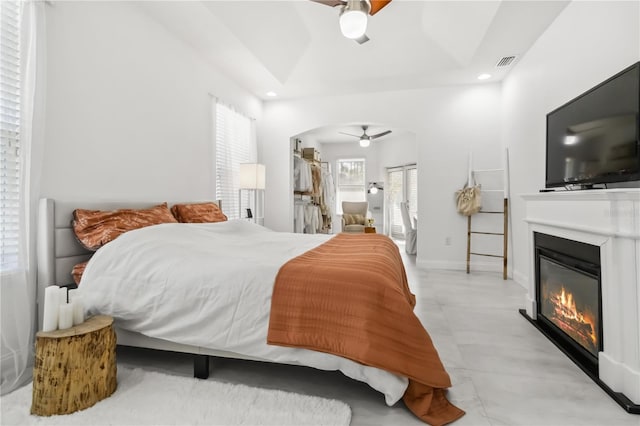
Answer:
[{"xmin": 522, "ymin": 188, "xmax": 640, "ymax": 405}]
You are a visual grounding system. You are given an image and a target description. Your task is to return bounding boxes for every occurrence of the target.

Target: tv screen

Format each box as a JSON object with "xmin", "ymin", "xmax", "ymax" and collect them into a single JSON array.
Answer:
[{"xmin": 546, "ymin": 62, "xmax": 640, "ymax": 188}]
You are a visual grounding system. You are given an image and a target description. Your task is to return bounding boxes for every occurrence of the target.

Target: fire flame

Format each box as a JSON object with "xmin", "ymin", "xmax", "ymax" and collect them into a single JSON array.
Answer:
[{"xmin": 555, "ymin": 287, "xmax": 597, "ymax": 346}]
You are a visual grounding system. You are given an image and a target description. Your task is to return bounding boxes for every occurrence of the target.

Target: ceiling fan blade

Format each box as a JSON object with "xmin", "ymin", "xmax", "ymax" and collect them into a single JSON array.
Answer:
[
  {"xmin": 369, "ymin": 0, "xmax": 392, "ymax": 15},
  {"xmin": 370, "ymin": 130, "xmax": 392, "ymax": 139},
  {"xmin": 312, "ymin": 0, "xmax": 389, "ymax": 15},
  {"xmin": 308, "ymin": 0, "xmax": 346, "ymax": 8},
  {"xmin": 338, "ymin": 131, "xmax": 362, "ymax": 138},
  {"xmin": 354, "ymin": 34, "xmax": 370, "ymax": 45}
]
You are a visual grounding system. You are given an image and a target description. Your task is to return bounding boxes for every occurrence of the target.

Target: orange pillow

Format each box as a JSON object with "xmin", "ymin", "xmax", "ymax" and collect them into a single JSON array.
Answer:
[
  {"xmin": 72, "ymin": 203, "xmax": 177, "ymax": 251},
  {"xmin": 72, "ymin": 260, "xmax": 89, "ymax": 285},
  {"xmin": 171, "ymin": 202, "xmax": 227, "ymax": 223}
]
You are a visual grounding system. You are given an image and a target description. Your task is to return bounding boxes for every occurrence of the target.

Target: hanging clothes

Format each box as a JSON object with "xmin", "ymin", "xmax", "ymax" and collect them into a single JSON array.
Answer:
[
  {"xmin": 310, "ymin": 164, "xmax": 322, "ymax": 197},
  {"xmin": 294, "ymin": 201, "xmax": 322, "ymax": 235},
  {"xmin": 320, "ymin": 168, "xmax": 335, "ymax": 215},
  {"xmin": 293, "ymin": 156, "xmax": 312, "ymax": 193},
  {"xmin": 294, "ymin": 200, "xmax": 306, "ymax": 234},
  {"xmin": 320, "ymin": 166, "xmax": 335, "ymax": 233},
  {"xmin": 294, "ymin": 154, "xmax": 336, "ymax": 234}
]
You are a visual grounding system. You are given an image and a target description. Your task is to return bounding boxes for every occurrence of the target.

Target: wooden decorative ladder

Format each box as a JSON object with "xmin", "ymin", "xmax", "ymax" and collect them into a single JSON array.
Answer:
[
  {"xmin": 465, "ymin": 149, "xmax": 510, "ymax": 280},
  {"xmin": 466, "ymin": 194, "xmax": 508, "ymax": 279}
]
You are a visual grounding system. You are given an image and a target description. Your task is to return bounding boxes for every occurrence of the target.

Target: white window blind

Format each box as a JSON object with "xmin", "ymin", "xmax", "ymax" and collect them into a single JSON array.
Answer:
[
  {"xmin": 336, "ymin": 158, "xmax": 366, "ymax": 214},
  {"xmin": 407, "ymin": 166, "xmax": 418, "ymax": 220},
  {"xmin": 0, "ymin": 0, "xmax": 22, "ymax": 272},
  {"xmin": 214, "ymin": 100, "xmax": 256, "ymax": 220}
]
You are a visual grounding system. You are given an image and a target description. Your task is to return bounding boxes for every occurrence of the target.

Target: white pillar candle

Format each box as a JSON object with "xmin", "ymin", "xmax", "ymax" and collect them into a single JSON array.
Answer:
[
  {"xmin": 58, "ymin": 303, "xmax": 73, "ymax": 330},
  {"xmin": 42, "ymin": 285, "xmax": 60, "ymax": 332},
  {"xmin": 67, "ymin": 288, "xmax": 78, "ymax": 302},
  {"xmin": 72, "ymin": 296, "xmax": 85, "ymax": 325},
  {"xmin": 58, "ymin": 286, "xmax": 68, "ymax": 305}
]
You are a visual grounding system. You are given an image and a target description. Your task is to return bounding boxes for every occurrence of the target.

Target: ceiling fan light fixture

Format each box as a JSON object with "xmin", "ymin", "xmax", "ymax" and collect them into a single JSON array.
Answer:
[
  {"xmin": 340, "ymin": 10, "xmax": 367, "ymax": 39},
  {"xmin": 339, "ymin": 1, "xmax": 369, "ymax": 39},
  {"xmin": 359, "ymin": 137, "xmax": 370, "ymax": 147},
  {"xmin": 368, "ymin": 182, "xmax": 382, "ymax": 194}
]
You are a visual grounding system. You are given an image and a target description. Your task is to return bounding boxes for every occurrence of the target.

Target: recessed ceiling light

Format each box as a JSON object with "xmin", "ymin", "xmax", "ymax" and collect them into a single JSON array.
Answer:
[
  {"xmin": 266, "ymin": 91, "xmax": 277, "ymax": 97},
  {"xmin": 477, "ymin": 74, "xmax": 491, "ymax": 80}
]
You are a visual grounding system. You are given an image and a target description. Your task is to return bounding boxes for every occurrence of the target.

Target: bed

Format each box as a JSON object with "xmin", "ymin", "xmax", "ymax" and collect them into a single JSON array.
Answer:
[
  {"xmin": 36, "ymin": 199, "xmax": 269, "ymax": 374},
  {"xmin": 37, "ymin": 198, "xmax": 463, "ymax": 425}
]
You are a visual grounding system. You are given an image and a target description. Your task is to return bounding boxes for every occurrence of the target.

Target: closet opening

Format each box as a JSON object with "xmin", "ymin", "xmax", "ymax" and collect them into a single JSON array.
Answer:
[
  {"xmin": 289, "ymin": 124, "xmax": 417, "ymax": 237},
  {"xmin": 292, "ymin": 138, "xmax": 334, "ymax": 234}
]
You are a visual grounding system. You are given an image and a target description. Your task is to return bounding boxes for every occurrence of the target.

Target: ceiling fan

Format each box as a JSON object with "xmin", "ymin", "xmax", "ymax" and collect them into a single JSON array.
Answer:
[
  {"xmin": 339, "ymin": 125, "xmax": 392, "ymax": 147},
  {"xmin": 310, "ymin": 0, "xmax": 393, "ymax": 44}
]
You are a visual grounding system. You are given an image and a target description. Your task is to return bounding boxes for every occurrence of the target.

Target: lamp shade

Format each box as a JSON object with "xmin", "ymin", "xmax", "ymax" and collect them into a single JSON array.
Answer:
[{"xmin": 239, "ymin": 163, "xmax": 266, "ymax": 189}]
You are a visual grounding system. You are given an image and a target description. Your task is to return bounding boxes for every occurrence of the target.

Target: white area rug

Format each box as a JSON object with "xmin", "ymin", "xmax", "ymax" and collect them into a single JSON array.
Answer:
[{"xmin": 1, "ymin": 367, "xmax": 351, "ymax": 426}]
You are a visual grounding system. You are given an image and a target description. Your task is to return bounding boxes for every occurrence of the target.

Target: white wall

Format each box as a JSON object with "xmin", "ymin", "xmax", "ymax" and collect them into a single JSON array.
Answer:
[
  {"xmin": 260, "ymin": 85, "xmax": 503, "ymax": 269},
  {"xmin": 374, "ymin": 135, "xmax": 417, "ymax": 180},
  {"xmin": 502, "ymin": 0, "xmax": 640, "ymax": 286},
  {"xmin": 42, "ymin": 1, "xmax": 262, "ymax": 202}
]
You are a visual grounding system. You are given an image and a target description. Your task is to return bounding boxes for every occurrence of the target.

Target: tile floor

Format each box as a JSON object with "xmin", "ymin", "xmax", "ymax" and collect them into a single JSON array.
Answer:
[{"xmin": 117, "ymin": 251, "xmax": 639, "ymax": 426}]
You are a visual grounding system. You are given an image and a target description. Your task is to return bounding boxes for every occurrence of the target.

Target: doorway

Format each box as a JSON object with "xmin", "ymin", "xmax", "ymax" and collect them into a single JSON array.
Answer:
[{"xmin": 387, "ymin": 165, "xmax": 417, "ymax": 239}]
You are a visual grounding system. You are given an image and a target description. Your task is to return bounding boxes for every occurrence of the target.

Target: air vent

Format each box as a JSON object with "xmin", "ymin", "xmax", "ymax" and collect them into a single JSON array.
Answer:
[{"xmin": 496, "ymin": 55, "xmax": 517, "ymax": 68}]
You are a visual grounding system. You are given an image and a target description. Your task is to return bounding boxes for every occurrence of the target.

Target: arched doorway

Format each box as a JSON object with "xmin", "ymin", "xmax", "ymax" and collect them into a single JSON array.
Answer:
[{"xmin": 290, "ymin": 123, "xmax": 417, "ymax": 235}]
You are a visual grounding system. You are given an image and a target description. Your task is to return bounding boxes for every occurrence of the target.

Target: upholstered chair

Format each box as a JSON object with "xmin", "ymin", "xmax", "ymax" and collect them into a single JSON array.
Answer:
[
  {"xmin": 400, "ymin": 201, "xmax": 417, "ymax": 254},
  {"xmin": 341, "ymin": 201, "xmax": 368, "ymax": 233}
]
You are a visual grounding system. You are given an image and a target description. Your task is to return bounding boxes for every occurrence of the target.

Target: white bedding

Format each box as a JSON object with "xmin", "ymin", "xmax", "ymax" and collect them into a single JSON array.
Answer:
[{"xmin": 80, "ymin": 220, "xmax": 408, "ymax": 404}]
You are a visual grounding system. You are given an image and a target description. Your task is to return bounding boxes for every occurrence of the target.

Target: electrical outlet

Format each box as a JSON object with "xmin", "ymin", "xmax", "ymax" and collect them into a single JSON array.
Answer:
[{"xmin": 445, "ymin": 237, "xmax": 451, "ymax": 246}]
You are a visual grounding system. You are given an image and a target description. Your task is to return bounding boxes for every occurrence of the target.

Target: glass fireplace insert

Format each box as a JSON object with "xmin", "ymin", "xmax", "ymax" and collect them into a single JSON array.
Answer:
[{"xmin": 534, "ymin": 233, "xmax": 602, "ymax": 375}]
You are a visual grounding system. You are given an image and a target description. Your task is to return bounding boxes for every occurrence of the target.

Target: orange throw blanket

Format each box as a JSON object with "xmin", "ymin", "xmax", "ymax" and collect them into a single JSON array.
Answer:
[{"xmin": 267, "ymin": 233, "xmax": 465, "ymax": 426}]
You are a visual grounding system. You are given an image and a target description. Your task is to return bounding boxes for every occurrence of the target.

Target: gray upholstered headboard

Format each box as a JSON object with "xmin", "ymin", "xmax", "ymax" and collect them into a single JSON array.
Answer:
[{"xmin": 36, "ymin": 198, "xmax": 221, "ymax": 330}]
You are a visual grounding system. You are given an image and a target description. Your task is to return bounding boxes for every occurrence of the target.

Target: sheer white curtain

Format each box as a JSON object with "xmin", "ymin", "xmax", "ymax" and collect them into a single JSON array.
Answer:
[
  {"xmin": 0, "ymin": 0, "xmax": 44, "ymax": 395},
  {"xmin": 212, "ymin": 98, "xmax": 256, "ymax": 219}
]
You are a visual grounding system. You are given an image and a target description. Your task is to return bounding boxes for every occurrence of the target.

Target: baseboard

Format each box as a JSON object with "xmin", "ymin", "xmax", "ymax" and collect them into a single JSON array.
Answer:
[
  {"xmin": 416, "ymin": 259, "xmax": 463, "ymax": 270},
  {"xmin": 417, "ymin": 259, "xmax": 503, "ymax": 273},
  {"xmin": 512, "ymin": 268, "xmax": 528, "ymax": 289},
  {"xmin": 600, "ymin": 352, "xmax": 640, "ymax": 406}
]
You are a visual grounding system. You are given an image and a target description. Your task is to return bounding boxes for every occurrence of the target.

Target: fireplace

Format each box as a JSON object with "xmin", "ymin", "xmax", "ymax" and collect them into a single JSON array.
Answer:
[
  {"xmin": 535, "ymin": 233, "xmax": 602, "ymax": 376},
  {"xmin": 522, "ymin": 189, "xmax": 640, "ymax": 413}
]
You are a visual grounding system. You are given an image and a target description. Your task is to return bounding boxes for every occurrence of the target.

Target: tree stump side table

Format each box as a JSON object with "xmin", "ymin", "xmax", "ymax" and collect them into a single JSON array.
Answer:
[{"xmin": 31, "ymin": 315, "xmax": 117, "ymax": 416}]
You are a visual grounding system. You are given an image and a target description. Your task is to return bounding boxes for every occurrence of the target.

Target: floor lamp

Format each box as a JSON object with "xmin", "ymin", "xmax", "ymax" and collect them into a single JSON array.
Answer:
[{"xmin": 239, "ymin": 163, "xmax": 265, "ymax": 225}]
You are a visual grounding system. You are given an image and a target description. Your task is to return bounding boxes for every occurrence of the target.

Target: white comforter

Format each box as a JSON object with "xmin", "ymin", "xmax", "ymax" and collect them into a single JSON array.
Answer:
[{"xmin": 80, "ymin": 220, "xmax": 408, "ymax": 404}]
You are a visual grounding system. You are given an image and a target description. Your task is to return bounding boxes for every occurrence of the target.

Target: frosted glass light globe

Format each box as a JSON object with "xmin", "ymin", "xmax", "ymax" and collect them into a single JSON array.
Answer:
[{"xmin": 340, "ymin": 10, "xmax": 367, "ymax": 39}]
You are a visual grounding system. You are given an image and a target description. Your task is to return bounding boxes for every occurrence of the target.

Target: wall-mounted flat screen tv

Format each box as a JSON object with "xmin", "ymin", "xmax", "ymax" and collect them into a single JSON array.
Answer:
[{"xmin": 546, "ymin": 62, "xmax": 640, "ymax": 189}]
